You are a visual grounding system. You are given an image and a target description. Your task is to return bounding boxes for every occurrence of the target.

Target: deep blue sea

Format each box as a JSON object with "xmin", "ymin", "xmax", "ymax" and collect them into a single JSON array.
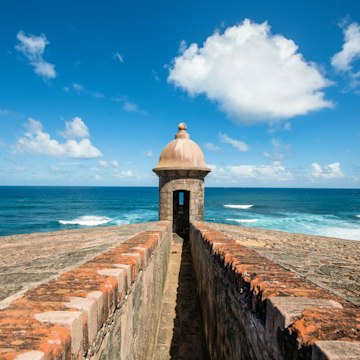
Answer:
[{"xmin": 0, "ymin": 187, "xmax": 360, "ymax": 240}]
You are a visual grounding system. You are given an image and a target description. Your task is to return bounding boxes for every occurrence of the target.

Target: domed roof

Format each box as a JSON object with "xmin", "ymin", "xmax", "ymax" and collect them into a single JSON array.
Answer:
[{"xmin": 153, "ymin": 122, "xmax": 211, "ymax": 173}]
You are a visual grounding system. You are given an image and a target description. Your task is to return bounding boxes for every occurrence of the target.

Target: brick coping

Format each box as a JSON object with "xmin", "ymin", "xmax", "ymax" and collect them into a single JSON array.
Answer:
[
  {"xmin": 192, "ymin": 222, "xmax": 360, "ymax": 358},
  {"xmin": 205, "ymin": 221, "xmax": 360, "ymax": 306},
  {"xmin": 0, "ymin": 221, "xmax": 171, "ymax": 360}
]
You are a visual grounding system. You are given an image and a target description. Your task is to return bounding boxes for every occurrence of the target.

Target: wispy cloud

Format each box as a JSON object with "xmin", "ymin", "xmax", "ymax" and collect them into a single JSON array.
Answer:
[
  {"xmin": 143, "ymin": 150, "xmax": 154, "ymax": 157},
  {"xmin": 168, "ymin": 19, "xmax": 332, "ymax": 124},
  {"xmin": 263, "ymin": 139, "xmax": 292, "ymax": 161},
  {"xmin": 113, "ymin": 52, "xmax": 124, "ymax": 63},
  {"xmin": 98, "ymin": 159, "xmax": 119, "ymax": 167},
  {"xmin": 72, "ymin": 83, "xmax": 84, "ymax": 92},
  {"xmin": 332, "ymin": 22, "xmax": 360, "ymax": 72},
  {"xmin": 219, "ymin": 132, "xmax": 248, "ymax": 152},
  {"xmin": 98, "ymin": 160, "xmax": 108, "ymax": 167},
  {"xmin": 267, "ymin": 122, "xmax": 292, "ymax": 133},
  {"xmin": 64, "ymin": 83, "xmax": 105, "ymax": 98},
  {"xmin": 123, "ymin": 101, "xmax": 147, "ymax": 115},
  {"xmin": 14, "ymin": 117, "xmax": 102, "ymax": 159},
  {"xmin": 15, "ymin": 31, "xmax": 56, "ymax": 79},
  {"xmin": 0, "ymin": 108, "xmax": 25, "ymax": 120},
  {"xmin": 111, "ymin": 96, "xmax": 148, "ymax": 115},
  {"xmin": 13, "ymin": 166, "xmax": 26, "ymax": 172},
  {"xmin": 331, "ymin": 21, "xmax": 360, "ymax": 92},
  {"xmin": 111, "ymin": 95, "xmax": 127, "ymax": 102},
  {"xmin": 50, "ymin": 165, "xmax": 61, "ymax": 173},
  {"xmin": 92, "ymin": 91, "xmax": 106, "ymax": 98},
  {"xmin": 204, "ymin": 143, "xmax": 221, "ymax": 152},
  {"xmin": 151, "ymin": 69, "xmax": 160, "ymax": 81}
]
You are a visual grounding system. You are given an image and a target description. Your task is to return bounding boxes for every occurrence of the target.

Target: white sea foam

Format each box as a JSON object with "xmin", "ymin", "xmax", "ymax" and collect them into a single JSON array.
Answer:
[
  {"xmin": 224, "ymin": 211, "xmax": 360, "ymax": 240},
  {"xmin": 113, "ymin": 219, "xmax": 130, "ymax": 225},
  {"xmin": 226, "ymin": 218, "xmax": 258, "ymax": 223},
  {"xmin": 112, "ymin": 210, "xmax": 157, "ymax": 226},
  {"xmin": 356, "ymin": 215, "xmax": 360, "ymax": 218},
  {"xmin": 59, "ymin": 215, "xmax": 112, "ymax": 226},
  {"xmin": 224, "ymin": 204, "xmax": 253, "ymax": 209},
  {"xmin": 321, "ymin": 227, "xmax": 360, "ymax": 241}
]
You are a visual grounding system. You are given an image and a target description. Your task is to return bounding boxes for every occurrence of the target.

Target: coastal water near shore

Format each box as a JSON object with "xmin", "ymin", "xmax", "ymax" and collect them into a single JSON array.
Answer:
[{"xmin": 1, "ymin": 186, "xmax": 360, "ymax": 240}]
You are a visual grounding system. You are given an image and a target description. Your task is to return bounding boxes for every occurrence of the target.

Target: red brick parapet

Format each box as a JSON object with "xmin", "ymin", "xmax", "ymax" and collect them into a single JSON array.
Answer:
[
  {"xmin": 191, "ymin": 222, "xmax": 360, "ymax": 360},
  {"xmin": 0, "ymin": 221, "xmax": 171, "ymax": 360}
]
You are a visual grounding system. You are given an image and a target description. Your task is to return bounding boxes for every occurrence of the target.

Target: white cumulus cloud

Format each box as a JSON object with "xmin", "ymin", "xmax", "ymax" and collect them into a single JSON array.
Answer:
[
  {"xmin": 14, "ymin": 118, "xmax": 102, "ymax": 159},
  {"xmin": 63, "ymin": 117, "xmax": 89, "ymax": 139},
  {"xmin": 310, "ymin": 162, "xmax": 344, "ymax": 179},
  {"xmin": 98, "ymin": 160, "xmax": 108, "ymax": 167},
  {"xmin": 219, "ymin": 132, "xmax": 248, "ymax": 152},
  {"xmin": 15, "ymin": 31, "xmax": 56, "ymax": 79},
  {"xmin": 331, "ymin": 22, "xmax": 360, "ymax": 72},
  {"xmin": 110, "ymin": 160, "xmax": 119, "ymax": 167},
  {"xmin": 207, "ymin": 164, "xmax": 235, "ymax": 183},
  {"xmin": 115, "ymin": 170, "xmax": 134, "ymax": 178},
  {"xmin": 98, "ymin": 159, "xmax": 119, "ymax": 167},
  {"xmin": 229, "ymin": 161, "xmax": 292, "ymax": 181},
  {"xmin": 168, "ymin": 19, "xmax": 332, "ymax": 123}
]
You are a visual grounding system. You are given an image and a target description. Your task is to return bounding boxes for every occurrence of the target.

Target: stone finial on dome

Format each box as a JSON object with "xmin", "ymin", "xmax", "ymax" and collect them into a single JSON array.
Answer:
[
  {"xmin": 178, "ymin": 122, "xmax": 187, "ymax": 130},
  {"xmin": 175, "ymin": 122, "xmax": 190, "ymax": 139},
  {"xmin": 153, "ymin": 122, "xmax": 211, "ymax": 173}
]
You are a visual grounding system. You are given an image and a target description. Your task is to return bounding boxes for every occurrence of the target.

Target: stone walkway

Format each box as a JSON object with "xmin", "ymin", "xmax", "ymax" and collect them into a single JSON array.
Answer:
[
  {"xmin": 0, "ymin": 222, "xmax": 160, "ymax": 306},
  {"xmin": 206, "ymin": 222, "xmax": 360, "ymax": 306},
  {"xmin": 153, "ymin": 234, "xmax": 209, "ymax": 360}
]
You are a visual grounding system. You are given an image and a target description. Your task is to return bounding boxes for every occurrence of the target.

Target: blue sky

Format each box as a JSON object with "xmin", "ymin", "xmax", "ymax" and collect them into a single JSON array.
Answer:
[{"xmin": 0, "ymin": 0, "xmax": 359, "ymax": 187}]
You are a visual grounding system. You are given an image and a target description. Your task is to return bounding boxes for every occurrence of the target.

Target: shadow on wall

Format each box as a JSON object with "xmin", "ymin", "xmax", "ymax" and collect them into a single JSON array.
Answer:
[{"xmin": 169, "ymin": 235, "xmax": 210, "ymax": 360}]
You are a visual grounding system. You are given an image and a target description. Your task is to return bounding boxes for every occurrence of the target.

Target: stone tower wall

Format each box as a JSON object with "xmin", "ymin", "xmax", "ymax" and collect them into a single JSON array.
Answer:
[{"xmin": 158, "ymin": 171, "xmax": 205, "ymax": 222}]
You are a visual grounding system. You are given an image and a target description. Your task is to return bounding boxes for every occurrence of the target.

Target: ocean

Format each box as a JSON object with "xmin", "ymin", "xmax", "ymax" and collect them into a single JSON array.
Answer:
[{"xmin": 0, "ymin": 186, "xmax": 360, "ymax": 240}]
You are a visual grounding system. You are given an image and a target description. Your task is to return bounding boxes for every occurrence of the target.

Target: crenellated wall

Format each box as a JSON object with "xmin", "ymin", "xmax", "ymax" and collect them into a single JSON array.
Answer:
[
  {"xmin": 0, "ymin": 221, "xmax": 172, "ymax": 360},
  {"xmin": 190, "ymin": 222, "xmax": 360, "ymax": 360},
  {"xmin": 1, "ymin": 221, "xmax": 360, "ymax": 359}
]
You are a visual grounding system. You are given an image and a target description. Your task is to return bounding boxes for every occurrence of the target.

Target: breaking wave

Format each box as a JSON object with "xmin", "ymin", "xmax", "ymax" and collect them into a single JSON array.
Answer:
[
  {"xmin": 59, "ymin": 215, "xmax": 112, "ymax": 226},
  {"xmin": 226, "ymin": 218, "xmax": 258, "ymax": 223},
  {"xmin": 224, "ymin": 204, "xmax": 253, "ymax": 209},
  {"xmin": 321, "ymin": 227, "xmax": 360, "ymax": 240},
  {"xmin": 221, "ymin": 213, "xmax": 360, "ymax": 240}
]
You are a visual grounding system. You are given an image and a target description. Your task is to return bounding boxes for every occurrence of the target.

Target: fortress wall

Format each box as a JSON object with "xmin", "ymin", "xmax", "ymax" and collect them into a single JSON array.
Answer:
[
  {"xmin": 0, "ymin": 221, "xmax": 172, "ymax": 360},
  {"xmin": 190, "ymin": 222, "xmax": 360, "ymax": 360}
]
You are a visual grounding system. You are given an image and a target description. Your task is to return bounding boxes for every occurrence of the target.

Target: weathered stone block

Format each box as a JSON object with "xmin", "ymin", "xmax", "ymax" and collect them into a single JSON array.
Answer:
[
  {"xmin": 14, "ymin": 351, "xmax": 45, "ymax": 360},
  {"xmin": 64, "ymin": 296, "xmax": 98, "ymax": 344},
  {"xmin": 34, "ymin": 311, "xmax": 84, "ymax": 355},
  {"xmin": 312, "ymin": 341, "xmax": 360, "ymax": 360}
]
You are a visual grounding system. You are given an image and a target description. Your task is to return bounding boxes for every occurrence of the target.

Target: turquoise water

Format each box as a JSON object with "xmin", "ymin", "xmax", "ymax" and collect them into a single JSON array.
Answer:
[{"xmin": 0, "ymin": 187, "xmax": 360, "ymax": 240}]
